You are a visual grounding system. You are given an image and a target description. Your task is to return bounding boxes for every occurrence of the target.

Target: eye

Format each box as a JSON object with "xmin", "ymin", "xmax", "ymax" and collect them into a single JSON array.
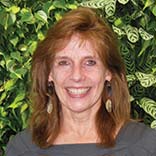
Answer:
[
  {"xmin": 58, "ymin": 60, "xmax": 70, "ymax": 66},
  {"xmin": 85, "ymin": 59, "xmax": 96, "ymax": 66}
]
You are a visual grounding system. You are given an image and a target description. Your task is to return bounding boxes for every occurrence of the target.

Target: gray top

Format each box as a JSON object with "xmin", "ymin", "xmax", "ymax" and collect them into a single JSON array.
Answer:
[{"xmin": 6, "ymin": 121, "xmax": 156, "ymax": 156}]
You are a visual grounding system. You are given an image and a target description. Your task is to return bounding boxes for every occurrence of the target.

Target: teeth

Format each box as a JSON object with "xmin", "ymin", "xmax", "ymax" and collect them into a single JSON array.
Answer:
[{"xmin": 67, "ymin": 88, "xmax": 89, "ymax": 94}]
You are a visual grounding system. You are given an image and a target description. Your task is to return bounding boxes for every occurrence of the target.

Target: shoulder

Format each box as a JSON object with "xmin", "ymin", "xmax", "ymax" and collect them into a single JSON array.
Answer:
[
  {"xmin": 6, "ymin": 129, "xmax": 39, "ymax": 156},
  {"xmin": 118, "ymin": 121, "xmax": 156, "ymax": 155},
  {"xmin": 121, "ymin": 121, "xmax": 156, "ymax": 138}
]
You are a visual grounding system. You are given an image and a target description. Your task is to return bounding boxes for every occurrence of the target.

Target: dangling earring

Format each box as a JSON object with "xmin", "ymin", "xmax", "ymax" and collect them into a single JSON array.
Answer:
[
  {"xmin": 105, "ymin": 81, "xmax": 112, "ymax": 113},
  {"xmin": 47, "ymin": 96, "xmax": 53, "ymax": 114},
  {"xmin": 105, "ymin": 99, "xmax": 112, "ymax": 113},
  {"xmin": 46, "ymin": 81, "xmax": 54, "ymax": 114}
]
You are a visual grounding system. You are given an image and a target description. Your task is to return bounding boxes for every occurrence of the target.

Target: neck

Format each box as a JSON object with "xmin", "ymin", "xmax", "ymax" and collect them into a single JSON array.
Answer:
[
  {"xmin": 53, "ymin": 105, "xmax": 100, "ymax": 144},
  {"xmin": 59, "ymin": 99, "xmax": 101, "ymax": 136},
  {"xmin": 62, "ymin": 109, "xmax": 97, "ymax": 136}
]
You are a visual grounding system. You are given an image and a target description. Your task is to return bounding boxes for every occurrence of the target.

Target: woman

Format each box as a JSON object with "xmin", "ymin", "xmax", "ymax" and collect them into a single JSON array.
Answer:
[{"xmin": 6, "ymin": 7, "xmax": 156, "ymax": 156}]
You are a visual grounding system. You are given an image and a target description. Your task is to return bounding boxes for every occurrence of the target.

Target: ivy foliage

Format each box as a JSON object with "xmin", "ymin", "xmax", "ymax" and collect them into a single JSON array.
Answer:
[{"xmin": 0, "ymin": 0, "xmax": 156, "ymax": 155}]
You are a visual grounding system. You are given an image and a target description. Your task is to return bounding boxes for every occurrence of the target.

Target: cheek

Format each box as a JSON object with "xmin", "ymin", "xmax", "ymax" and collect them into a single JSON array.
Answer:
[
  {"xmin": 52, "ymin": 70, "xmax": 70, "ymax": 85},
  {"xmin": 89, "ymin": 69, "xmax": 106, "ymax": 84},
  {"xmin": 95, "ymin": 76, "xmax": 105, "ymax": 89}
]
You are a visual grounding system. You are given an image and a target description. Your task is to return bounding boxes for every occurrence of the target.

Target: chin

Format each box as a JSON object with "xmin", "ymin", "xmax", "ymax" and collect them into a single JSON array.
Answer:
[{"xmin": 67, "ymin": 103, "xmax": 94, "ymax": 113}]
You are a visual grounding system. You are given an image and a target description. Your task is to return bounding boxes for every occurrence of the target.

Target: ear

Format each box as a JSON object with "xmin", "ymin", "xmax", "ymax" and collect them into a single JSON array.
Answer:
[
  {"xmin": 48, "ymin": 71, "xmax": 54, "ymax": 82},
  {"xmin": 105, "ymin": 70, "xmax": 112, "ymax": 82}
]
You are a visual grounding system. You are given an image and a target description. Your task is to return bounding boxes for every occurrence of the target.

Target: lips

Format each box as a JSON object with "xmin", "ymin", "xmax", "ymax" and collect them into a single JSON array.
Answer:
[{"xmin": 66, "ymin": 87, "xmax": 90, "ymax": 97}]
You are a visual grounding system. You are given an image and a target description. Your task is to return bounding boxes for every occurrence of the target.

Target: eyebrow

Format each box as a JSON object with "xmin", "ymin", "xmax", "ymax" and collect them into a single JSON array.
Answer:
[
  {"xmin": 54, "ymin": 55, "xmax": 98, "ymax": 60},
  {"xmin": 54, "ymin": 56, "xmax": 69, "ymax": 60}
]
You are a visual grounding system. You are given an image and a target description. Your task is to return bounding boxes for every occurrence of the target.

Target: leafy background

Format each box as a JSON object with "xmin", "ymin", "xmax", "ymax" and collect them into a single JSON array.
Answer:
[{"xmin": 0, "ymin": 0, "xmax": 156, "ymax": 155}]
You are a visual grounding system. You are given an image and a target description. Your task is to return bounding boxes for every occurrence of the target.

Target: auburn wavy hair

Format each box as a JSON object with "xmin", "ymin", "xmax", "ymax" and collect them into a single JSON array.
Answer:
[{"xmin": 30, "ymin": 7, "xmax": 131, "ymax": 148}]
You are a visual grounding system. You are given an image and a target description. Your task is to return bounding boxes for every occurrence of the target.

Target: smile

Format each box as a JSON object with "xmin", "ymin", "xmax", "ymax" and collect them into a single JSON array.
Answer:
[{"xmin": 66, "ymin": 87, "xmax": 90, "ymax": 96}]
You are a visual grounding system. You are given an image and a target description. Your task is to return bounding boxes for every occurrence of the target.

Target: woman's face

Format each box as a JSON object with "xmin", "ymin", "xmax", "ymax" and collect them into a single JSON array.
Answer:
[{"xmin": 49, "ymin": 35, "xmax": 111, "ymax": 113}]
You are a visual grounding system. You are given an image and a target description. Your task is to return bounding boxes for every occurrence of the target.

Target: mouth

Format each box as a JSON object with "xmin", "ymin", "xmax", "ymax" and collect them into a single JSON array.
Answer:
[{"xmin": 66, "ymin": 87, "xmax": 90, "ymax": 98}]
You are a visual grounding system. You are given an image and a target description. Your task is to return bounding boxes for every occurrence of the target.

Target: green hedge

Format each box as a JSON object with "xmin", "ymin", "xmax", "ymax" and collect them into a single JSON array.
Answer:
[{"xmin": 0, "ymin": 0, "xmax": 156, "ymax": 155}]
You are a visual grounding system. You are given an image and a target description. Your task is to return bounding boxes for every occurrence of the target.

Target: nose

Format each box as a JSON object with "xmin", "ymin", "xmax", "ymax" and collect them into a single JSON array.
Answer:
[{"xmin": 70, "ymin": 64, "xmax": 85, "ymax": 82}]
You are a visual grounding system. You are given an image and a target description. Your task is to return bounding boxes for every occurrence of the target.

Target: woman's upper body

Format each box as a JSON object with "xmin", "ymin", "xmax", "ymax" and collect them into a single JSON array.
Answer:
[
  {"xmin": 28, "ymin": 6, "xmax": 130, "ymax": 149},
  {"xmin": 6, "ymin": 121, "xmax": 156, "ymax": 156}
]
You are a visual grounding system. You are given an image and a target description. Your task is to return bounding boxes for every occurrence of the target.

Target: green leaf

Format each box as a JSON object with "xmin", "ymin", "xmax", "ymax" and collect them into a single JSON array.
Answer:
[
  {"xmin": 43, "ymin": 1, "xmax": 55, "ymax": 15},
  {"xmin": 35, "ymin": 10, "xmax": 48, "ymax": 23},
  {"xmin": 27, "ymin": 41, "xmax": 38, "ymax": 54},
  {"xmin": 0, "ymin": 92, "xmax": 7, "ymax": 104},
  {"xmin": 8, "ymin": 12, "xmax": 16, "ymax": 26},
  {"xmin": 36, "ymin": 22, "xmax": 45, "ymax": 32},
  {"xmin": 105, "ymin": 0, "xmax": 116, "ymax": 17},
  {"xmin": 8, "ymin": 101, "xmax": 22, "ymax": 109},
  {"xmin": 114, "ymin": 18, "xmax": 123, "ymax": 27},
  {"xmin": 0, "ymin": 10, "xmax": 16, "ymax": 29},
  {"xmin": 120, "ymin": 44, "xmax": 135, "ymax": 74},
  {"xmin": 15, "ymin": 68, "xmax": 27, "ymax": 77},
  {"xmin": 4, "ymin": 79, "xmax": 16, "ymax": 91},
  {"xmin": 124, "ymin": 25, "xmax": 139, "ymax": 43},
  {"xmin": 0, "ymin": 107, "xmax": 7, "ymax": 117},
  {"xmin": 66, "ymin": 4, "xmax": 77, "ymax": 9},
  {"xmin": 6, "ymin": 59, "xmax": 15, "ymax": 71},
  {"xmin": 8, "ymin": 92, "xmax": 25, "ymax": 109},
  {"xmin": 20, "ymin": 111, "xmax": 29, "ymax": 129},
  {"xmin": 0, "ymin": 0, "xmax": 12, "ymax": 7},
  {"xmin": 9, "ymin": 6, "xmax": 20, "ymax": 14},
  {"xmin": 0, "ymin": 10, "xmax": 7, "ymax": 27},
  {"xmin": 80, "ymin": 0, "xmax": 106, "ymax": 9},
  {"xmin": 10, "ymin": 36, "xmax": 19, "ymax": 46},
  {"xmin": 16, "ymin": 29, "xmax": 25, "ymax": 38},
  {"xmin": 139, "ymin": 28, "xmax": 154, "ymax": 40},
  {"xmin": 140, "ymin": 97, "xmax": 156, "ymax": 119},
  {"xmin": 118, "ymin": 0, "xmax": 129, "ymax": 5},
  {"xmin": 0, "ymin": 116, "xmax": 9, "ymax": 129},
  {"xmin": 143, "ymin": 0, "xmax": 154, "ymax": 10},
  {"xmin": 55, "ymin": 12, "xmax": 62, "ymax": 21},
  {"xmin": 151, "ymin": 120, "xmax": 156, "ymax": 129},
  {"xmin": 135, "ymin": 72, "xmax": 156, "ymax": 87},
  {"xmin": 20, "ymin": 103, "xmax": 28, "ymax": 113},
  {"xmin": 10, "ymin": 51, "xmax": 21, "ymax": 61},
  {"xmin": 18, "ymin": 44, "xmax": 28, "ymax": 52},
  {"xmin": 20, "ymin": 8, "xmax": 35, "ymax": 24},
  {"xmin": 130, "ymin": 95, "xmax": 135, "ymax": 102},
  {"xmin": 151, "ymin": 5, "xmax": 156, "ymax": 16},
  {"xmin": 126, "ymin": 74, "xmax": 136, "ymax": 82},
  {"xmin": 37, "ymin": 31, "xmax": 45, "ymax": 40},
  {"xmin": 112, "ymin": 25, "xmax": 125, "ymax": 36},
  {"xmin": 53, "ymin": 0, "xmax": 66, "ymax": 9},
  {"xmin": 0, "ymin": 60, "xmax": 5, "ymax": 68},
  {"xmin": 138, "ymin": 40, "xmax": 151, "ymax": 57},
  {"xmin": 10, "ymin": 71, "xmax": 22, "ymax": 79}
]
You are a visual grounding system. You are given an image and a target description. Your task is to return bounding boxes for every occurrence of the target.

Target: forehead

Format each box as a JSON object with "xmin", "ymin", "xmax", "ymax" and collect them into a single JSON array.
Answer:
[{"xmin": 55, "ymin": 35, "xmax": 99, "ymax": 58}]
